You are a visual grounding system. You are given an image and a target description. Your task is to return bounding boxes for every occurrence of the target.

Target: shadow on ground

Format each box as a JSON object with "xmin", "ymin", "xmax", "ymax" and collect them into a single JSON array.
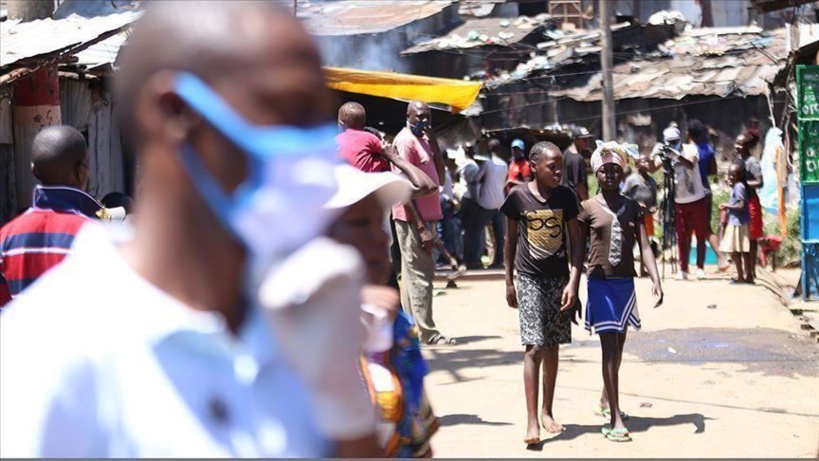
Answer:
[
  {"xmin": 425, "ymin": 346, "xmax": 598, "ymax": 383},
  {"xmin": 568, "ymin": 327, "xmax": 819, "ymax": 378},
  {"xmin": 526, "ymin": 413, "xmax": 712, "ymax": 451},
  {"xmin": 439, "ymin": 413, "xmax": 512, "ymax": 427}
]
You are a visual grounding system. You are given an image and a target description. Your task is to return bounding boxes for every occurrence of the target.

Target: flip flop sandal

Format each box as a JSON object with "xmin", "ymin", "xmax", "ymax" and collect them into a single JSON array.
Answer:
[
  {"xmin": 427, "ymin": 334, "xmax": 458, "ymax": 346},
  {"xmin": 595, "ymin": 406, "xmax": 630, "ymax": 421},
  {"xmin": 601, "ymin": 426, "xmax": 632, "ymax": 442}
]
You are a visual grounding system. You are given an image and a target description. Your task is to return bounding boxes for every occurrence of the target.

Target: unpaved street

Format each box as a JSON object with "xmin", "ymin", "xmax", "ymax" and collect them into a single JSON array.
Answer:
[{"xmin": 424, "ymin": 270, "xmax": 819, "ymax": 458}]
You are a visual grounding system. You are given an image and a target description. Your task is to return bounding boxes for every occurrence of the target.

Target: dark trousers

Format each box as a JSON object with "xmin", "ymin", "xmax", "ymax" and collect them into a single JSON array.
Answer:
[
  {"xmin": 462, "ymin": 198, "xmax": 496, "ymax": 269},
  {"xmin": 488, "ymin": 209, "xmax": 505, "ymax": 266},
  {"xmin": 437, "ymin": 197, "xmax": 463, "ymax": 265}
]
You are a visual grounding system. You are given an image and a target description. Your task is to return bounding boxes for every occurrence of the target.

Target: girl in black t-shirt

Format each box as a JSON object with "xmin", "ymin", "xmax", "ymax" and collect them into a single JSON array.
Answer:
[
  {"xmin": 500, "ymin": 142, "xmax": 584, "ymax": 445},
  {"xmin": 578, "ymin": 142, "xmax": 664, "ymax": 443}
]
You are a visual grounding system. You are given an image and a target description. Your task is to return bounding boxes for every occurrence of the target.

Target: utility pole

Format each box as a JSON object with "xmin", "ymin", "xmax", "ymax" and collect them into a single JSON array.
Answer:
[
  {"xmin": 7, "ymin": 0, "xmax": 60, "ymax": 217},
  {"xmin": 699, "ymin": 0, "xmax": 714, "ymax": 27},
  {"xmin": 599, "ymin": 0, "xmax": 615, "ymax": 141}
]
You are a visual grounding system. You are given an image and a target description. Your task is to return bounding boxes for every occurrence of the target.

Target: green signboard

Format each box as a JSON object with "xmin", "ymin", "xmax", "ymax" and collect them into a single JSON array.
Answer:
[{"xmin": 797, "ymin": 65, "xmax": 819, "ymax": 184}]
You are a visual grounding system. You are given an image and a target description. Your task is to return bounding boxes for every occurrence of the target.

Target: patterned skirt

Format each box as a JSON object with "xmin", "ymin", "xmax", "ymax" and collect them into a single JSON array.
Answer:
[
  {"xmin": 516, "ymin": 274, "xmax": 572, "ymax": 347},
  {"xmin": 584, "ymin": 278, "xmax": 641, "ymax": 334}
]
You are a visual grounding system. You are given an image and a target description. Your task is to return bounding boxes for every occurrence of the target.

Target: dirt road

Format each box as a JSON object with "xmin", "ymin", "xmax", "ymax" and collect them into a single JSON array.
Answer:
[{"xmin": 424, "ymin": 270, "xmax": 819, "ymax": 458}]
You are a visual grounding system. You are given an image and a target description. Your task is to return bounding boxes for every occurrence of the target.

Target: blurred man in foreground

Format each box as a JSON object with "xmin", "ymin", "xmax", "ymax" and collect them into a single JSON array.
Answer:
[{"xmin": 0, "ymin": 2, "xmax": 377, "ymax": 457}]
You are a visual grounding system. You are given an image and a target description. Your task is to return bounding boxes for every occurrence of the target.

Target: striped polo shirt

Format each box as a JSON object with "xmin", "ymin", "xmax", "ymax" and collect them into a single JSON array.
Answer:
[{"xmin": 0, "ymin": 186, "xmax": 102, "ymax": 307}]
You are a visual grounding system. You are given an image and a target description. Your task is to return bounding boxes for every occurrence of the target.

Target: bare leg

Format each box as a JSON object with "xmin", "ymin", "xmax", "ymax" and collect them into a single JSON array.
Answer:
[
  {"xmin": 708, "ymin": 232, "xmax": 727, "ymax": 268},
  {"xmin": 600, "ymin": 332, "xmax": 627, "ymax": 431},
  {"xmin": 748, "ymin": 240, "xmax": 757, "ymax": 283},
  {"xmin": 540, "ymin": 345, "xmax": 563, "ymax": 433},
  {"xmin": 732, "ymin": 251, "xmax": 745, "ymax": 282},
  {"xmin": 743, "ymin": 250, "xmax": 754, "ymax": 283},
  {"xmin": 523, "ymin": 345, "xmax": 544, "ymax": 443},
  {"xmin": 600, "ymin": 330, "xmax": 627, "ymax": 410}
]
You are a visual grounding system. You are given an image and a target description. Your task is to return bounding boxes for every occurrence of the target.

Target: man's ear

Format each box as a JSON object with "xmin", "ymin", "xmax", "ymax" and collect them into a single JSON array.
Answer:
[
  {"xmin": 136, "ymin": 71, "xmax": 199, "ymax": 145},
  {"xmin": 30, "ymin": 162, "xmax": 40, "ymax": 181}
]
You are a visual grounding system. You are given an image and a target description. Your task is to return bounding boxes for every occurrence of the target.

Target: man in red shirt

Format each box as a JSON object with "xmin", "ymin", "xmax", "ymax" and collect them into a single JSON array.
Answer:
[
  {"xmin": 506, "ymin": 138, "xmax": 531, "ymax": 194},
  {"xmin": 0, "ymin": 125, "xmax": 101, "ymax": 307}
]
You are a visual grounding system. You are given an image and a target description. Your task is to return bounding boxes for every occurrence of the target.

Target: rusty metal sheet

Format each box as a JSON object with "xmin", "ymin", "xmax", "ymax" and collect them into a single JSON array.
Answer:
[
  {"xmin": 300, "ymin": 0, "xmax": 454, "ymax": 37},
  {"xmin": 1, "ymin": 12, "xmax": 139, "ymax": 68}
]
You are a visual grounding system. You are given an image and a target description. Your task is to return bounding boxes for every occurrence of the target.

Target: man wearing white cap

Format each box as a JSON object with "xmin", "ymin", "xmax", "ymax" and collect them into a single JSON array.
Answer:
[{"xmin": 652, "ymin": 126, "xmax": 710, "ymax": 280}]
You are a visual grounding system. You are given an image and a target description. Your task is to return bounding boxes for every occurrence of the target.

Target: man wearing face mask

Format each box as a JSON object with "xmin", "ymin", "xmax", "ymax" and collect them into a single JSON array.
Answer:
[
  {"xmin": 0, "ymin": 2, "xmax": 378, "ymax": 458},
  {"xmin": 0, "ymin": 125, "xmax": 101, "ymax": 307},
  {"xmin": 391, "ymin": 101, "xmax": 457, "ymax": 346}
]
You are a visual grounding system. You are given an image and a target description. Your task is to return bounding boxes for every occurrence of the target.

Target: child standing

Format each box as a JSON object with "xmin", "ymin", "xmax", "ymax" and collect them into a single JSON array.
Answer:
[
  {"xmin": 719, "ymin": 162, "xmax": 752, "ymax": 284},
  {"xmin": 579, "ymin": 142, "xmax": 663, "ymax": 443},
  {"xmin": 501, "ymin": 142, "xmax": 584, "ymax": 445}
]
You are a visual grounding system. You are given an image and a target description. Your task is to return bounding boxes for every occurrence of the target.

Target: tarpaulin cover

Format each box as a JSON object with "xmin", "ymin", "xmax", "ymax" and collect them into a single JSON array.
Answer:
[{"xmin": 324, "ymin": 67, "xmax": 482, "ymax": 113}]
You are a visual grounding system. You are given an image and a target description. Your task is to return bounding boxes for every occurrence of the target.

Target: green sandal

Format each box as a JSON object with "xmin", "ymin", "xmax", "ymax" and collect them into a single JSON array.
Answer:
[
  {"xmin": 602, "ymin": 426, "xmax": 632, "ymax": 442},
  {"xmin": 595, "ymin": 405, "xmax": 630, "ymax": 421}
]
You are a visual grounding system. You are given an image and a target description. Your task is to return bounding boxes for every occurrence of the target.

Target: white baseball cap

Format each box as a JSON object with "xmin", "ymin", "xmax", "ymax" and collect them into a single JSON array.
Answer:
[
  {"xmin": 663, "ymin": 127, "xmax": 681, "ymax": 143},
  {"xmin": 324, "ymin": 164, "xmax": 413, "ymax": 210}
]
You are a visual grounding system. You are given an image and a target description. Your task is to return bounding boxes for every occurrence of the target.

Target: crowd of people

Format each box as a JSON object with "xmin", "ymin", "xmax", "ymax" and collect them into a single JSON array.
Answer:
[{"xmin": 0, "ymin": 1, "xmax": 770, "ymax": 456}]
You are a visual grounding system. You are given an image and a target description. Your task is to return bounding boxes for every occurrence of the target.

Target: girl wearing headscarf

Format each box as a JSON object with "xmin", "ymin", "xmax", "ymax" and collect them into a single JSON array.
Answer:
[{"xmin": 577, "ymin": 141, "xmax": 664, "ymax": 442}]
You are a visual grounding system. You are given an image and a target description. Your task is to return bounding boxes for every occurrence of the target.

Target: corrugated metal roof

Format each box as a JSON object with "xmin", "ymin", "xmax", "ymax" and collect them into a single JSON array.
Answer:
[
  {"xmin": 548, "ymin": 28, "xmax": 788, "ymax": 101},
  {"xmin": 299, "ymin": 0, "xmax": 454, "ymax": 36},
  {"xmin": 74, "ymin": 31, "xmax": 129, "ymax": 69},
  {"xmin": 0, "ymin": 12, "xmax": 140, "ymax": 68},
  {"xmin": 402, "ymin": 15, "xmax": 552, "ymax": 54}
]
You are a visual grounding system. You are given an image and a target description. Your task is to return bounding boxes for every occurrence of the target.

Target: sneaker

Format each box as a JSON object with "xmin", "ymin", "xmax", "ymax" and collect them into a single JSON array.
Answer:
[
  {"xmin": 696, "ymin": 269, "xmax": 706, "ymax": 280},
  {"xmin": 446, "ymin": 265, "xmax": 467, "ymax": 282},
  {"xmin": 676, "ymin": 271, "xmax": 689, "ymax": 281}
]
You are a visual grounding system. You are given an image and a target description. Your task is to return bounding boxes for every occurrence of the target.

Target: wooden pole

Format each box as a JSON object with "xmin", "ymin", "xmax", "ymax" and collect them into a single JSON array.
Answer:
[
  {"xmin": 600, "ymin": 0, "xmax": 615, "ymax": 141},
  {"xmin": 700, "ymin": 0, "xmax": 714, "ymax": 27}
]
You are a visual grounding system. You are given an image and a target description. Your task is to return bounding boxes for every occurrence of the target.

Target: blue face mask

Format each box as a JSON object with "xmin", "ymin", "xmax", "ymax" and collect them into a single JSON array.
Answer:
[
  {"xmin": 409, "ymin": 119, "xmax": 426, "ymax": 137},
  {"xmin": 173, "ymin": 72, "xmax": 340, "ymax": 293}
]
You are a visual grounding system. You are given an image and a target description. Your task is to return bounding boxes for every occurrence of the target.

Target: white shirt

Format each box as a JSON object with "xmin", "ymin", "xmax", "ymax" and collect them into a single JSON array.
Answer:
[
  {"xmin": 457, "ymin": 158, "xmax": 480, "ymax": 200},
  {"xmin": 476, "ymin": 155, "xmax": 508, "ymax": 210},
  {"xmin": 654, "ymin": 142, "xmax": 705, "ymax": 205},
  {"xmin": 440, "ymin": 170, "xmax": 454, "ymax": 201},
  {"xmin": 0, "ymin": 223, "xmax": 329, "ymax": 458}
]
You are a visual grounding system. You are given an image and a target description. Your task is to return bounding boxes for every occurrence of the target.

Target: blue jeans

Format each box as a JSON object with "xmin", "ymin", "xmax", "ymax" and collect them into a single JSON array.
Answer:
[{"xmin": 437, "ymin": 197, "xmax": 462, "ymax": 265}]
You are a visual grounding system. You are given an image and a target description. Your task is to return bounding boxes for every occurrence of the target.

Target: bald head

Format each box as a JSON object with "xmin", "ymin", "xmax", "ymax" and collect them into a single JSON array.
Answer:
[
  {"xmin": 117, "ymin": 1, "xmax": 331, "ymax": 144},
  {"xmin": 407, "ymin": 100, "xmax": 429, "ymax": 117},
  {"xmin": 338, "ymin": 102, "xmax": 366, "ymax": 130},
  {"xmin": 488, "ymin": 138, "xmax": 502, "ymax": 155},
  {"xmin": 30, "ymin": 125, "xmax": 89, "ymax": 189},
  {"xmin": 406, "ymin": 100, "xmax": 431, "ymax": 136}
]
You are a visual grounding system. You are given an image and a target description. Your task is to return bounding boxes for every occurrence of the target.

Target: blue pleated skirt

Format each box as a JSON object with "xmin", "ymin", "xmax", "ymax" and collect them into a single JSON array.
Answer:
[{"xmin": 584, "ymin": 278, "xmax": 641, "ymax": 334}]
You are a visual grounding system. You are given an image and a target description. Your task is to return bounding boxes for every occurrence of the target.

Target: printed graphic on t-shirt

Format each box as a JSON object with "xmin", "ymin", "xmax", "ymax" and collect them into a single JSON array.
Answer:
[{"xmin": 524, "ymin": 209, "xmax": 564, "ymax": 258}]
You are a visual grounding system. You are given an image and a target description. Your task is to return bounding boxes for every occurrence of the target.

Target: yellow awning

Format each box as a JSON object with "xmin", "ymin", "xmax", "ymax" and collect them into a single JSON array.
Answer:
[{"xmin": 324, "ymin": 67, "xmax": 482, "ymax": 113}]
